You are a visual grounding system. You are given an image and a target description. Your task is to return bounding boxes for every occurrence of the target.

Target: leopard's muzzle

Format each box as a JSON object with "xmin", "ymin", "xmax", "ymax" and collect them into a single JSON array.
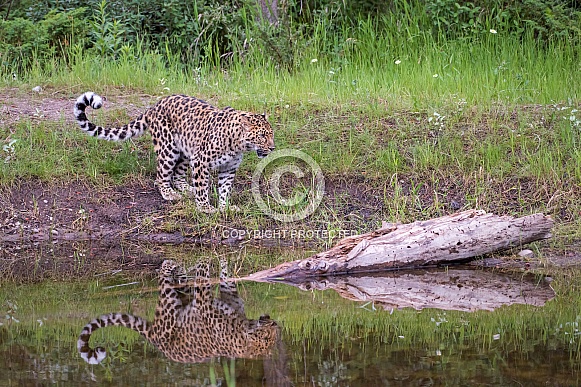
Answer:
[{"xmin": 256, "ymin": 147, "xmax": 274, "ymax": 158}]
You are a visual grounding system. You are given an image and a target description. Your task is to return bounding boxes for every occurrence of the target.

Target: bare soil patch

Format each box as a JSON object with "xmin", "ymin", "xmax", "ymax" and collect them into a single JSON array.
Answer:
[
  {"xmin": 2, "ymin": 177, "xmax": 579, "ymax": 282},
  {"xmin": 0, "ymin": 86, "xmax": 157, "ymax": 129},
  {"xmin": 0, "ymin": 179, "xmax": 168, "ymax": 281}
]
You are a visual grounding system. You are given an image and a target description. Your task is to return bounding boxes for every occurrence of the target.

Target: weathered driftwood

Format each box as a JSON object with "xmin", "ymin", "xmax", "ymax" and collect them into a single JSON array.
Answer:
[
  {"xmin": 245, "ymin": 210, "xmax": 554, "ymax": 280},
  {"xmin": 257, "ymin": 269, "xmax": 554, "ymax": 312}
]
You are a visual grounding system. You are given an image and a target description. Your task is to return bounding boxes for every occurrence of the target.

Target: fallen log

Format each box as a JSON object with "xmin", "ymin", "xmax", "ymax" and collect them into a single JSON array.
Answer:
[
  {"xmin": 255, "ymin": 268, "xmax": 554, "ymax": 312},
  {"xmin": 245, "ymin": 210, "xmax": 554, "ymax": 280}
]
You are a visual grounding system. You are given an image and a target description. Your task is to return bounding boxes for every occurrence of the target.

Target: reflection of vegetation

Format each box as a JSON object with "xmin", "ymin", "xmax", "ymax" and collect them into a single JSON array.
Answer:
[
  {"xmin": 210, "ymin": 358, "xmax": 236, "ymax": 387},
  {"xmin": 0, "ymin": 258, "xmax": 580, "ymax": 383}
]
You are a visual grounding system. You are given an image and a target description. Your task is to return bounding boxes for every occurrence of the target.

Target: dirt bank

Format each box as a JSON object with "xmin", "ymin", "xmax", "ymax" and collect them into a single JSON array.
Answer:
[{"xmin": 1, "ymin": 88, "xmax": 580, "ymax": 282}]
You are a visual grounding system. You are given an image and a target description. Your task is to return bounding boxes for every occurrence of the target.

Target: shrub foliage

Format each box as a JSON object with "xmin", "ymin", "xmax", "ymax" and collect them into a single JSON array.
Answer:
[{"xmin": 1, "ymin": 0, "xmax": 580, "ymax": 71}]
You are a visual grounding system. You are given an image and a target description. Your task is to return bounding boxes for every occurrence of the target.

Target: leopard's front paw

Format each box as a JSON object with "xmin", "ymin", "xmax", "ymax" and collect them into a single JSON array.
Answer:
[
  {"xmin": 220, "ymin": 204, "xmax": 241, "ymax": 212},
  {"xmin": 197, "ymin": 204, "xmax": 218, "ymax": 214},
  {"xmin": 173, "ymin": 181, "xmax": 195, "ymax": 196},
  {"xmin": 160, "ymin": 189, "xmax": 182, "ymax": 201}
]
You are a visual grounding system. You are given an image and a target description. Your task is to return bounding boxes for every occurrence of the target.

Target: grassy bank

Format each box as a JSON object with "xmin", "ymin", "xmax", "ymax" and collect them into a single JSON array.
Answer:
[{"xmin": 1, "ymin": 23, "xmax": 580, "ymax": 251}]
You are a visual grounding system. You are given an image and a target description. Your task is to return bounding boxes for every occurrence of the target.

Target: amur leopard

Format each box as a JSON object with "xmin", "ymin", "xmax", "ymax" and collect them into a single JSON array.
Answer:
[
  {"xmin": 78, "ymin": 259, "xmax": 279, "ymax": 364},
  {"xmin": 74, "ymin": 92, "xmax": 275, "ymax": 213}
]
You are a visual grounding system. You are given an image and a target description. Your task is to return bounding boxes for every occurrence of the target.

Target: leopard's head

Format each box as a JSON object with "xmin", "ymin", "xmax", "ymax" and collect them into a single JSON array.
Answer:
[
  {"xmin": 158, "ymin": 259, "xmax": 187, "ymax": 285},
  {"xmin": 244, "ymin": 315, "xmax": 279, "ymax": 358},
  {"xmin": 240, "ymin": 113, "xmax": 275, "ymax": 158}
]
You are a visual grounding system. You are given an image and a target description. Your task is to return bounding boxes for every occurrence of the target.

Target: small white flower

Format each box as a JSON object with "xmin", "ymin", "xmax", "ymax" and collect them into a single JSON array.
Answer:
[
  {"xmin": 329, "ymin": 70, "xmax": 335, "ymax": 75},
  {"xmin": 493, "ymin": 333, "xmax": 501, "ymax": 340},
  {"xmin": 395, "ymin": 60, "xmax": 401, "ymax": 65},
  {"xmin": 433, "ymin": 74, "xmax": 439, "ymax": 78},
  {"xmin": 490, "ymin": 29, "xmax": 497, "ymax": 34},
  {"xmin": 310, "ymin": 58, "xmax": 318, "ymax": 63},
  {"xmin": 398, "ymin": 335, "xmax": 405, "ymax": 339}
]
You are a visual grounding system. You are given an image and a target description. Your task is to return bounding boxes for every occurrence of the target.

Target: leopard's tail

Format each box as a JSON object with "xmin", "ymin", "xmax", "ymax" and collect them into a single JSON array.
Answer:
[
  {"xmin": 77, "ymin": 312, "xmax": 149, "ymax": 364},
  {"xmin": 74, "ymin": 92, "xmax": 148, "ymax": 141}
]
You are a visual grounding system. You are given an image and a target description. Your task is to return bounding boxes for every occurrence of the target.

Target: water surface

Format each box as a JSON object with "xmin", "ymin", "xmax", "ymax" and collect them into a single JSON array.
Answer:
[{"xmin": 0, "ymin": 249, "xmax": 579, "ymax": 386}]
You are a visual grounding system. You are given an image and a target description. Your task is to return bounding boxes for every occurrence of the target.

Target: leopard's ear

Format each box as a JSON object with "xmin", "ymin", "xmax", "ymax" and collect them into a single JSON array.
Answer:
[{"xmin": 260, "ymin": 112, "xmax": 268, "ymax": 120}]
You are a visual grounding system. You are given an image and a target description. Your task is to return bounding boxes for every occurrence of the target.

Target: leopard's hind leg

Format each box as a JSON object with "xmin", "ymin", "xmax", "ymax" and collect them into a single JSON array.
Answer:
[
  {"xmin": 154, "ymin": 140, "xmax": 182, "ymax": 201},
  {"xmin": 172, "ymin": 156, "xmax": 196, "ymax": 196},
  {"xmin": 190, "ymin": 159, "xmax": 217, "ymax": 213},
  {"xmin": 217, "ymin": 154, "xmax": 242, "ymax": 211}
]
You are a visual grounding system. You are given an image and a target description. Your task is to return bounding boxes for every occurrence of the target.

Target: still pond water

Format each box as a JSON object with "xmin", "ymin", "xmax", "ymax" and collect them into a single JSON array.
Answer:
[{"xmin": 1, "ymin": 248, "xmax": 580, "ymax": 386}]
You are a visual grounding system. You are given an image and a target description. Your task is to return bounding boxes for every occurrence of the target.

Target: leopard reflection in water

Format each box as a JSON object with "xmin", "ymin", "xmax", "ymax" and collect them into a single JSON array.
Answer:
[{"xmin": 78, "ymin": 260, "xmax": 279, "ymax": 364}]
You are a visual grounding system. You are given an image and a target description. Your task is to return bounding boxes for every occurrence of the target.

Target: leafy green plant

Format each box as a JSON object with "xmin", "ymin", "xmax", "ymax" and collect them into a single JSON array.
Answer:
[
  {"xmin": 0, "ymin": 7, "xmax": 86, "ymax": 71},
  {"xmin": 425, "ymin": 0, "xmax": 581, "ymax": 42},
  {"xmin": 0, "ymin": 17, "xmax": 49, "ymax": 70},
  {"xmin": 89, "ymin": 0, "xmax": 126, "ymax": 58},
  {"xmin": 42, "ymin": 8, "xmax": 87, "ymax": 48},
  {"xmin": 425, "ymin": 0, "xmax": 485, "ymax": 39}
]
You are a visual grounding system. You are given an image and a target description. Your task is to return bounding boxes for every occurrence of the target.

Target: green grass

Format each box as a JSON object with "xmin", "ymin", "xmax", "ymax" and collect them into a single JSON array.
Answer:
[
  {"xmin": 0, "ymin": 17, "xmax": 580, "ymax": 249},
  {"xmin": 0, "ymin": 116, "xmax": 155, "ymax": 183}
]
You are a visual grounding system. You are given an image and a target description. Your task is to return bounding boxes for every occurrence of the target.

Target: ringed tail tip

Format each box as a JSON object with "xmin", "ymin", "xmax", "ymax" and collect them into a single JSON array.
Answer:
[{"xmin": 76, "ymin": 92, "xmax": 103, "ymax": 110}]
